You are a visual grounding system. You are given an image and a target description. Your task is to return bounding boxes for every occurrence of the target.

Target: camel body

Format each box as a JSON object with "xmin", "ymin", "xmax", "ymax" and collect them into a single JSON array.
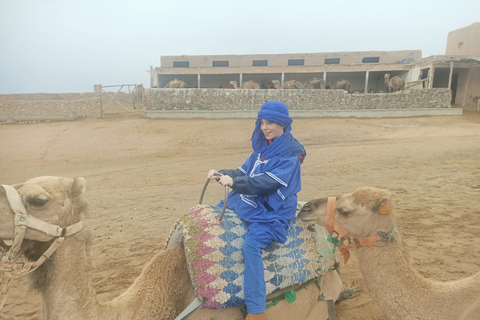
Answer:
[
  {"xmin": 271, "ymin": 80, "xmax": 304, "ymax": 89},
  {"xmin": 261, "ymin": 81, "xmax": 275, "ymax": 89},
  {"xmin": 0, "ymin": 176, "xmax": 342, "ymax": 320},
  {"xmin": 298, "ymin": 187, "xmax": 480, "ymax": 320},
  {"xmin": 303, "ymin": 78, "xmax": 325, "ymax": 89},
  {"xmin": 230, "ymin": 80, "xmax": 260, "ymax": 89},
  {"xmin": 384, "ymin": 74, "xmax": 405, "ymax": 92},
  {"xmin": 332, "ymin": 80, "xmax": 351, "ymax": 92},
  {"xmin": 165, "ymin": 79, "xmax": 186, "ymax": 88}
]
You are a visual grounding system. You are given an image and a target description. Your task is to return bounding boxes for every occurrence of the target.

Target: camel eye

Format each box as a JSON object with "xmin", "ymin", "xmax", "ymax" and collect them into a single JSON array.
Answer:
[
  {"xmin": 26, "ymin": 195, "xmax": 50, "ymax": 207},
  {"xmin": 337, "ymin": 208, "xmax": 350, "ymax": 216}
]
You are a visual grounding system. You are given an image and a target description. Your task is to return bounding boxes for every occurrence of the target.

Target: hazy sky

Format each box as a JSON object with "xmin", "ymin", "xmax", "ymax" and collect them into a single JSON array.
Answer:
[{"xmin": 0, "ymin": 0, "xmax": 478, "ymax": 94}]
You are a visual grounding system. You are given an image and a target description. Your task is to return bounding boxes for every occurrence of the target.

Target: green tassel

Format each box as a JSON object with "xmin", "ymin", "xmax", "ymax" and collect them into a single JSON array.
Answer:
[
  {"xmin": 327, "ymin": 235, "xmax": 343, "ymax": 253},
  {"xmin": 285, "ymin": 290, "xmax": 297, "ymax": 304}
]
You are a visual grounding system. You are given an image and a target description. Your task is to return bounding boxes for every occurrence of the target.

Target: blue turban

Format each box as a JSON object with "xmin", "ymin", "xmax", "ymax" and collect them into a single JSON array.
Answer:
[{"xmin": 252, "ymin": 101, "xmax": 306, "ymax": 160}]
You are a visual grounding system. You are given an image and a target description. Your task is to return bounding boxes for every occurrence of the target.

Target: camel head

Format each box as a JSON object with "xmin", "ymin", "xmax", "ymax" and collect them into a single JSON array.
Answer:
[
  {"xmin": 0, "ymin": 176, "xmax": 87, "ymax": 243},
  {"xmin": 384, "ymin": 73, "xmax": 390, "ymax": 82},
  {"xmin": 229, "ymin": 81, "xmax": 237, "ymax": 88},
  {"xmin": 298, "ymin": 187, "xmax": 395, "ymax": 239}
]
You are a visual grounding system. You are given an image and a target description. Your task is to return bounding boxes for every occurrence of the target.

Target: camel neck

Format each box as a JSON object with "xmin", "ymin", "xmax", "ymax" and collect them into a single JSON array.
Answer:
[
  {"xmin": 39, "ymin": 231, "xmax": 103, "ymax": 319},
  {"xmin": 355, "ymin": 234, "xmax": 479, "ymax": 319}
]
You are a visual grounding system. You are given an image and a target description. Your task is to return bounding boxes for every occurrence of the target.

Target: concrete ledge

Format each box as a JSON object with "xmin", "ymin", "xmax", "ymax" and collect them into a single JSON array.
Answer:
[
  {"xmin": 0, "ymin": 114, "xmax": 82, "ymax": 123},
  {"xmin": 145, "ymin": 108, "xmax": 463, "ymax": 119}
]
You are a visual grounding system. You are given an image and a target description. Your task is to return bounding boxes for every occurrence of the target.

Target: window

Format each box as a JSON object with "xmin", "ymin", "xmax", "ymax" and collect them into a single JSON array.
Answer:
[
  {"xmin": 253, "ymin": 60, "xmax": 268, "ymax": 66},
  {"xmin": 362, "ymin": 57, "xmax": 380, "ymax": 63},
  {"xmin": 173, "ymin": 61, "xmax": 189, "ymax": 68},
  {"xmin": 325, "ymin": 58, "xmax": 340, "ymax": 65},
  {"xmin": 213, "ymin": 61, "xmax": 229, "ymax": 67},
  {"xmin": 458, "ymin": 42, "xmax": 463, "ymax": 49},
  {"xmin": 288, "ymin": 59, "xmax": 304, "ymax": 66}
]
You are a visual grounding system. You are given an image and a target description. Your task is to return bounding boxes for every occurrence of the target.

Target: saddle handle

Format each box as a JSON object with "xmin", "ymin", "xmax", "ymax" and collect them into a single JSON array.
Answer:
[{"xmin": 199, "ymin": 173, "xmax": 229, "ymax": 221}]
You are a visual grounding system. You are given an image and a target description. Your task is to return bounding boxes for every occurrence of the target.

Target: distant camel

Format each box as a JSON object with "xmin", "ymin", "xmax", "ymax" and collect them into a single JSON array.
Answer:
[
  {"xmin": 261, "ymin": 80, "xmax": 275, "ymax": 89},
  {"xmin": 230, "ymin": 80, "xmax": 260, "ymax": 89},
  {"xmin": 384, "ymin": 74, "xmax": 405, "ymax": 93},
  {"xmin": 303, "ymin": 77, "xmax": 325, "ymax": 89},
  {"xmin": 271, "ymin": 80, "xmax": 304, "ymax": 89},
  {"xmin": 332, "ymin": 80, "xmax": 351, "ymax": 93},
  {"xmin": 165, "ymin": 79, "xmax": 186, "ymax": 88},
  {"xmin": 131, "ymin": 84, "xmax": 144, "ymax": 109}
]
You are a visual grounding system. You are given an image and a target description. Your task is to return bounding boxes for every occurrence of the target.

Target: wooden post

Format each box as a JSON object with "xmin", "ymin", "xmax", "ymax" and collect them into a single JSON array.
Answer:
[
  {"xmin": 462, "ymin": 70, "xmax": 471, "ymax": 107},
  {"xmin": 364, "ymin": 71, "xmax": 369, "ymax": 93},
  {"xmin": 99, "ymin": 85, "xmax": 103, "ymax": 119},
  {"xmin": 448, "ymin": 61, "xmax": 454, "ymax": 90}
]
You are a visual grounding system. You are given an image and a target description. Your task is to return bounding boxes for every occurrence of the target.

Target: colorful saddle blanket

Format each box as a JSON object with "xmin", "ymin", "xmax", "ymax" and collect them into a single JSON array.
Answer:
[{"xmin": 166, "ymin": 204, "xmax": 335, "ymax": 309}]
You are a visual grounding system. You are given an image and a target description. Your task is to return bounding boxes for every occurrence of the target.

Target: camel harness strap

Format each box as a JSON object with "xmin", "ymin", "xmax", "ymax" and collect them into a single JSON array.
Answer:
[
  {"xmin": 0, "ymin": 184, "xmax": 83, "ymax": 311},
  {"xmin": 325, "ymin": 197, "xmax": 397, "ymax": 264}
]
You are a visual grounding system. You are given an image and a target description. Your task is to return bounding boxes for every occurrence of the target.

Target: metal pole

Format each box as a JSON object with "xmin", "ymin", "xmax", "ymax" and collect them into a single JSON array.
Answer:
[
  {"xmin": 239, "ymin": 73, "xmax": 243, "ymax": 87},
  {"xmin": 197, "ymin": 74, "xmax": 201, "ymax": 89},
  {"xmin": 281, "ymin": 73, "xmax": 285, "ymax": 86},
  {"xmin": 364, "ymin": 71, "xmax": 369, "ymax": 93}
]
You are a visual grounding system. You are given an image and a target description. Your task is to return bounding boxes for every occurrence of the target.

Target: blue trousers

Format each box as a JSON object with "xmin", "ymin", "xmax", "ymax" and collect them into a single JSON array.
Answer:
[{"xmin": 242, "ymin": 231, "xmax": 270, "ymax": 313}]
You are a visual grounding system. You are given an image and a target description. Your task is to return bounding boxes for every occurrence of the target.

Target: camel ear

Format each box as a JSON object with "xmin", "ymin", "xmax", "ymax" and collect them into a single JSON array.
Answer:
[
  {"xmin": 12, "ymin": 183, "xmax": 23, "ymax": 190},
  {"xmin": 373, "ymin": 197, "xmax": 391, "ymax": 214},
  {"xmin": 71, "ymin": 177, "xmax": 86, "ymax": 198}
]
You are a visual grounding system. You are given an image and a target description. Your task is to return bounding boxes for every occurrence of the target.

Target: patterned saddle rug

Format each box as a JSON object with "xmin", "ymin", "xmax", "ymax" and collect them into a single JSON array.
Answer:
[{"xmin": 165, "ymin": 204, "xmax": 336, "ymax": 310}]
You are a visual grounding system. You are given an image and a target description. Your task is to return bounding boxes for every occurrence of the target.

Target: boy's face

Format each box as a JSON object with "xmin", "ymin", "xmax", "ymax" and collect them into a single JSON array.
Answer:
[{"xmin": 260, "ymin": 119, "xmax": 284, "ymax": 140}]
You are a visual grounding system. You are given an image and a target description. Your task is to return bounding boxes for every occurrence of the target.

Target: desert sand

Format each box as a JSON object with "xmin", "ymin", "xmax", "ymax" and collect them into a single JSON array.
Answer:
[{"xmin": 0, "ymin": 109, "xmax": 479, "ymax": 319}]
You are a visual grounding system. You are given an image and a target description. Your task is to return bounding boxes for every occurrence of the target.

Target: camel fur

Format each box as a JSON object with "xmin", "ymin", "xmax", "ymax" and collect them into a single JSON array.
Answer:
[
  {"xmin": 332, "ymin": 80, "xmax": 351, "ymax": 93},
  {"xmin": 165, "ymin": 79, "xmax": 186, "ymax": 88},
  {"xmin": 261, "ymin": 81, "xmax": 275, "ymax": 89},
  {"xmin": 384, "ymin": 74, "xmax": 405, "ymax": 93},
  {"xmin": 0, "ymin": 176, "xmax": 343, "ymax": 320},
  {"xmin": 271, "ymin": 80, "xmax": 304, "ymax": 89},
  {"xmin": 230, "ymin": 80, "xmax": 260, "ymax": 89},
  {"xmin": 460, "ymin": 296, "xmax": 480, "ymax": 319},
  {"xmin": 303, "ymin": 78, "xmax": 325, "ymax": 89},
  {"xmin": 298, "ymin": 187, "xmax": 480, "ymax": 320}
]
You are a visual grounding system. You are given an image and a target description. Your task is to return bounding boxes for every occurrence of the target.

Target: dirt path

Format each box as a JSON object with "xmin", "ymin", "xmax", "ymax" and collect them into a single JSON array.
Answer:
[{"xmin": 1, "ymin": 110, "xmax": 479, "ymax": 319}]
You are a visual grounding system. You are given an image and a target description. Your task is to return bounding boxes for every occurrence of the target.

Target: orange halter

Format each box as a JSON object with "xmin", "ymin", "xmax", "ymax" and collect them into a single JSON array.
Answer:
[{"xmin": 325, "ymin": 197, "xmax": 392, "ymax": 264}]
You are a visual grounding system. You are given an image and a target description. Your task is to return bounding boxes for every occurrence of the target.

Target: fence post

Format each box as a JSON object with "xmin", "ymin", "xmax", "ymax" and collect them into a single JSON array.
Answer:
[{"xmin": 94, "ymin": 84, "xmax": 103, "ymax": 118}]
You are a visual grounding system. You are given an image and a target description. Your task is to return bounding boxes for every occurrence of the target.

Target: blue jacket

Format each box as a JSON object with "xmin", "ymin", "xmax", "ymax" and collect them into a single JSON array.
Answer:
[
  {"xmin": 218, "ymin": 151, "xmax": 302, "ymax": 243},
  {"xmin": 217, "ymin": 100, "xmax": 306, "ymax": 244}
]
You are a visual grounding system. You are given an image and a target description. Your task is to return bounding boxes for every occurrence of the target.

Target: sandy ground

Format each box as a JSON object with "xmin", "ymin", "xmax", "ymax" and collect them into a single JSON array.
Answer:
[{"xmin": 0, "ymin": 109, "xmax": 480, "ymax": 319}]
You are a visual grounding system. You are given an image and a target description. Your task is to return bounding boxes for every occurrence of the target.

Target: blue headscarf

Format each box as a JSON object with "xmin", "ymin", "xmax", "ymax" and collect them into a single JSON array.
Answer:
[{"xmin": 252, "ymin": 100, "xmax": 306, "ymax": 160}]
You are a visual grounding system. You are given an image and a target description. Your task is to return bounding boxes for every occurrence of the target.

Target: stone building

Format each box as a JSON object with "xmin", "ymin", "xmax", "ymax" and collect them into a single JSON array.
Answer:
[
  {"xmin": 444, "ymin": 22, "xmax": 480, "ymax": 109},
  {"xmin": 150, "ymin": 50, "xmax": 421, "ymax": 94},
  {"xmin": 446, "ymin": 22, "xmax": 480, "ymax": 56},
  {"xmin": 150, "ymin": 23, "xmax": 480, "ymax": 110}
]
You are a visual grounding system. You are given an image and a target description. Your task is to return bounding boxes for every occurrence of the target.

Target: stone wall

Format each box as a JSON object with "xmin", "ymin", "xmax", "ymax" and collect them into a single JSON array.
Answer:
[
  {"xmin": 0, "ymin": 93, "xmax": 101, "ymax": 120},
  {"xmin": 0, "ymin": 89, "xmax": 454, "ymax": 122},
  {"xmin": 147, "ymin": 88, "xmax": 452, "ymax": 111}
]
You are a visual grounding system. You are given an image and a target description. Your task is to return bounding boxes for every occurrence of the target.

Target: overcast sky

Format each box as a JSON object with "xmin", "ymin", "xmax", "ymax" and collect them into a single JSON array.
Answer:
[{"xmin": 0, "ymin": 0, "xmax": 478, "ymax": 94}]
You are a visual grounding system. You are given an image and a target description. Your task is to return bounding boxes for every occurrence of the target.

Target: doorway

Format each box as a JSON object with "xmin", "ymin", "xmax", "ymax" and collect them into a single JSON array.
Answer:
[{"xmin": 451, "ymin": 73, "xmax": 459, "ymax": 104}]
